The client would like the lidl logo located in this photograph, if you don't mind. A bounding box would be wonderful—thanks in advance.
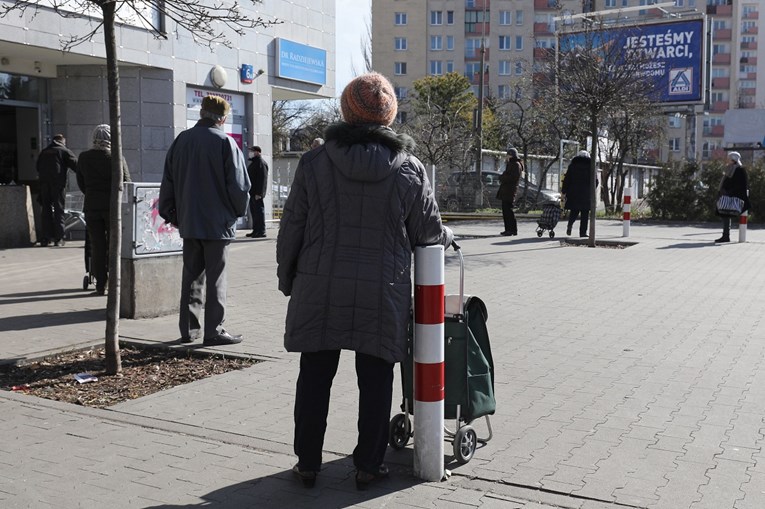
[669,68,692,95]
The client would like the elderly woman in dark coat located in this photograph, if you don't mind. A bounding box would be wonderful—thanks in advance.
[716,151,750,243]
[562,150,594,237]
[497,147,523,236]
[277,72,452,489]
[76,124,130,295]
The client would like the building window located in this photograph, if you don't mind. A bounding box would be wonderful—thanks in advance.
[498,84,510,99]
[446,60,454,73]
[447,11,454,24]
[395,62,407,75]
[499,35,511,50]
[430,60,443,75]
[516,10,524,25]
[499,60,511,75]
[465,38,481,58]
[396,111,408,124]
[515,61,523,75]
[447,36,454,51]
[668,115,681,128]
[669,138,680,152]
[395,12,407,25]
[394,37,407,51]
[711,91,725,103]
[431,35,443,51]
[605,0,615,7]
[499,10,511,25]
[430,10,442,25]
[394,87,408,99]
[466,0,475,7]
[466,62,481,76]
[515,36,524,51]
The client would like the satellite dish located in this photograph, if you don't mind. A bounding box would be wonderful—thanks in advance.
[210,65,227,88]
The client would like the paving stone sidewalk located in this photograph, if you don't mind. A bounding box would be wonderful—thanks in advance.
[2,218,764,508]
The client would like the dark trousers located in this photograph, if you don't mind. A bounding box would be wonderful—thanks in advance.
[180,239,230,339]
[501,200,517,234]
[85,210,110,291]
[567,208,589,236]
[39,180,66,242]
[722,216,731,238]
[249,196,265,235]
[294,350,394,474]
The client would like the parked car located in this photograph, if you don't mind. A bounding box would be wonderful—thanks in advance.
[437,170,561,212]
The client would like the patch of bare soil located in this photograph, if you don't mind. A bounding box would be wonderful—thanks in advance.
[0,346,257,408]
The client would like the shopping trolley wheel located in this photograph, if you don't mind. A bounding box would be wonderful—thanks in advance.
[388,413,411,450]
[453,425,477,464]
[549,231,555,238]
[536,230,543,238]
[82,275,90,290]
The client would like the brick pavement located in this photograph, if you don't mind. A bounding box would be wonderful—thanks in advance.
[1,218,764,508]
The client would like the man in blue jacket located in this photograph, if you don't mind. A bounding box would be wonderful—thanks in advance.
[159,96,250,346]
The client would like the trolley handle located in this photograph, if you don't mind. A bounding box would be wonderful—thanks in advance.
[449,240,465,315]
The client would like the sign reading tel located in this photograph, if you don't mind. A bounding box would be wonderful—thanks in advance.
[275,38,327,86]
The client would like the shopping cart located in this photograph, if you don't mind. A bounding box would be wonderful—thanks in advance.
[536,202,561,238]
[388,243,495,464]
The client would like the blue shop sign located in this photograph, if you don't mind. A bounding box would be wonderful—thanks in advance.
[241,64,255,84]
[275,38,327,86]
[559,19,704,104]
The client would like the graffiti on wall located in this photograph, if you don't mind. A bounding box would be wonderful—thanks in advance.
[134,187,183,256]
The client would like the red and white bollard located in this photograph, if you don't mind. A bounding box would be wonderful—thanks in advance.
[622,187,632,238]
[739,211,748,243]
[413,245,445,482]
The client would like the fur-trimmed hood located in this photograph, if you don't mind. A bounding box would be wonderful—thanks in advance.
[323,122,417,183]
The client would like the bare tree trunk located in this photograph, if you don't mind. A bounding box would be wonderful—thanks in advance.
[102,1,122,375]
[588,113,598,247]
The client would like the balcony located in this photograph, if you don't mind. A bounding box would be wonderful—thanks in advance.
[714,28,732,41]
[740,56,758,64]
[712,53,731,64]
[706,4,732,16]
[743,26,759,35]
[712,77,730,89]
[710,101,730,113]
[740,88,756,96]
[740,102,756,109]
[533,47,554,60]
[741,41,758,50]
[745,10,759,19]
[534,0,560,10]
[464,22,490,35]
[466,0,490,9]
[710,125,725,137]
[534,22,553,35]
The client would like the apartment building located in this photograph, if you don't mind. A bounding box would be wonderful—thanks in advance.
[371,0,764,162]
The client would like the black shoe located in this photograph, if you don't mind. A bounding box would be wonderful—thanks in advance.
[715,236,730,243]
[251,232,266,238]
[39,240,49,247]
[245,232,254,237]
[500,231,510,236]
[355,465,389,490]
[580,234,588,238]
[292,464,317,488]
[203,331,243,346]
[180,331,201,344]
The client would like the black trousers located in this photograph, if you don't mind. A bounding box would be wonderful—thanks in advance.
[179,239,230,340]
[39,180,66,242]
[85,210,109,291]
[567,208,589,235]
[249,196,265,235]
[501,200,517,234]
[294,350,394,474]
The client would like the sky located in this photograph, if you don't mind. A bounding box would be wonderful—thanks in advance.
[335,0,372,93]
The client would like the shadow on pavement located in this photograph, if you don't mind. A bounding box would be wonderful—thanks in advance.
[657,242,717,250]
[0,309,104,332]
[0,293,94,306]
[140,455,428,509]
[0,288,87,299]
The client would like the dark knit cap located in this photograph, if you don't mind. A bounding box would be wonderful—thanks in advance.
[340,72,398,126]
[201,95,231,117]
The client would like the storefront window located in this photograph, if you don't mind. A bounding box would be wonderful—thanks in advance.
[0,72,46,102]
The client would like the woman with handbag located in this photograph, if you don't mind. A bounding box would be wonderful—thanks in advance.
[716,151,750,243]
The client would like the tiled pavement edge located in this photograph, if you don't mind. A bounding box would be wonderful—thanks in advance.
[2,218,765,508]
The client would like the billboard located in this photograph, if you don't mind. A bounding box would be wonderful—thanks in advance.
[559,18,705,105]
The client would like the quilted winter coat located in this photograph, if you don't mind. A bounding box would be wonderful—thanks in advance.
[276,123,453,363]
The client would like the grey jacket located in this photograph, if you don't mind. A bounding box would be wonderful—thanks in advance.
[276,123,453,363]
[159,119,250,240]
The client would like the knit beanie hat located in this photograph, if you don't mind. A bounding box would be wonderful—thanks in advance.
[340,72,398,126]
[201,96,231,118]
[729,151,741,163]
[577,150,590,158]
[92,124,111,150]
[507,148,519,158]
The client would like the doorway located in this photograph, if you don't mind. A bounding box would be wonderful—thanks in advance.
[0,104,39,185]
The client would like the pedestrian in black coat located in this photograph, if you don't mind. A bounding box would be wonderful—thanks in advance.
[36,134,77,246]
[562,151,595,237]
[246,146,269,238]
[715,151,750,243]
[497,148,523,236]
